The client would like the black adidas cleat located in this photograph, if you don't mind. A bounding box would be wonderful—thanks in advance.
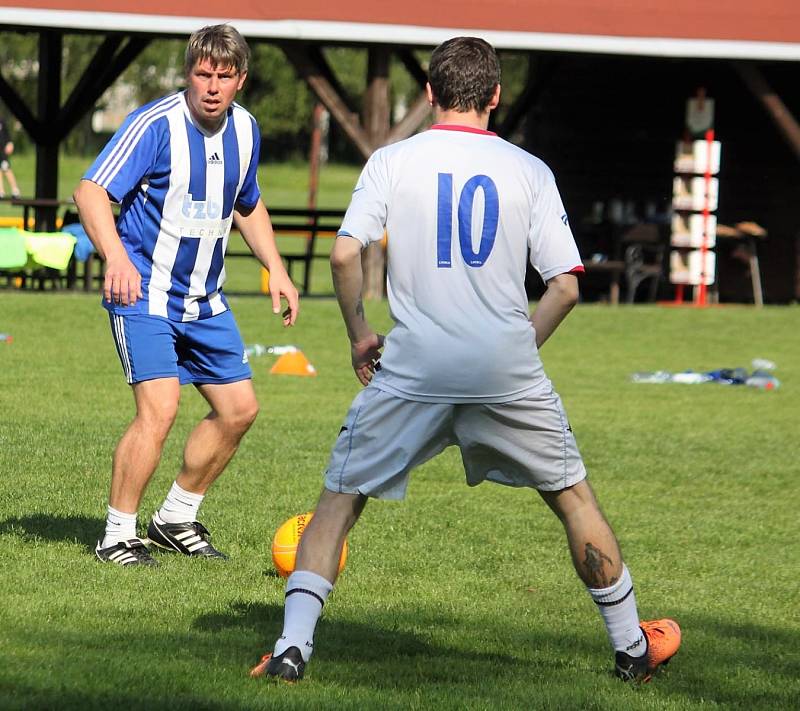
[95,538,158,567]
[250,646,306,682]
[147,514,228,559]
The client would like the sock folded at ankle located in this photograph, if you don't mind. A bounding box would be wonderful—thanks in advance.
[158,481,204,524]
[101,505,137,548]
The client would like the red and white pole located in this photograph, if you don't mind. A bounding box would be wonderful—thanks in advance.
[696,128,714,305]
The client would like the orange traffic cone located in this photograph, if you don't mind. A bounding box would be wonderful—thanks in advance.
[270,350,317,377]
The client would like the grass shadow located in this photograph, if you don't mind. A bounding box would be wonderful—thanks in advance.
[193,600,562,690]
[0,513,100,549]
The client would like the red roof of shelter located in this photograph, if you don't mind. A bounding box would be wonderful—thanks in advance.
[2,0,800,60]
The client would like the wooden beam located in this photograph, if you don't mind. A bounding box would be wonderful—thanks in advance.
[497,55,558,138]
[734,61,800,161]
[385,90,431,145]
[58,36,123,124]
[282,44,374,160]
[58,36,150,140]
[306,45,357,114]
[0,72,41,141]
[395,48,427,89]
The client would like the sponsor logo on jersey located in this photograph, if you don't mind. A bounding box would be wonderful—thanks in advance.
[182,195,223,220]
[207,152,223,165]
[561,213,569,226]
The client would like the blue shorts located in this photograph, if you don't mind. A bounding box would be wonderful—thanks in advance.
[109,310,252,385]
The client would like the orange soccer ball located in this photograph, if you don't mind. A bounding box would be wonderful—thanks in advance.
[271,512,348,578]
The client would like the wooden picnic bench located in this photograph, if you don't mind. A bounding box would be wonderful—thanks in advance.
[227,207,345,295]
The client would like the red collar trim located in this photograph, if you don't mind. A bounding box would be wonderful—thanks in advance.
[429,124,497,136]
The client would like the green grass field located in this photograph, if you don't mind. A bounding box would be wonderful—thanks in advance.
[1,293,798,710]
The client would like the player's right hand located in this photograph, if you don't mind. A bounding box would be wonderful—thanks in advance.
[351,333,385,386]
[104,255,142,306]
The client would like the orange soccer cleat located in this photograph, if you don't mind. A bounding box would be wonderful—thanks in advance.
[249,653,273,678]
[249,646,306,682]
[615,618,681,682]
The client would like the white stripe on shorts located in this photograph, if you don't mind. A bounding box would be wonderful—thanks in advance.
[113,315,133,384]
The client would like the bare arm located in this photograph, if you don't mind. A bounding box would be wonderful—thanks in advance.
[330,236,384,385]
[73,178,141,306]
[530,272,579,348]
[233,199,299,326]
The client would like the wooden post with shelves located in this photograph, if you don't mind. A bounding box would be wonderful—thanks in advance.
[670,91,720,305]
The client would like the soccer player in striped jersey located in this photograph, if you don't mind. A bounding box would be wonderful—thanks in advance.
[75,24,299,567]
[252,37,680,683]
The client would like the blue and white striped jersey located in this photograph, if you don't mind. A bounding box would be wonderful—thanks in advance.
[84,92,261,321]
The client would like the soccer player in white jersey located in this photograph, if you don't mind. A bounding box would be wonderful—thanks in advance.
[251,37,680,683]
[74,25,299,567]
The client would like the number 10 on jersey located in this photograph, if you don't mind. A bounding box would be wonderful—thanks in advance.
[437,173,499,269]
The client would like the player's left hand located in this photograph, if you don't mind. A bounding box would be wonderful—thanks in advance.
[351,333,385,386]
[268,269,299,326]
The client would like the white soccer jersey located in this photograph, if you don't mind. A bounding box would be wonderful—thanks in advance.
[85,92,261,321]
[339,124,583,403]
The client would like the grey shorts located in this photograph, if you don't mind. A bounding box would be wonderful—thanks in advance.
[324,386,587,500]
[0,158,9,171]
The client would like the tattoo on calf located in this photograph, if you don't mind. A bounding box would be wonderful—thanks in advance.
[355,298,364,320]
[583,542,616,588]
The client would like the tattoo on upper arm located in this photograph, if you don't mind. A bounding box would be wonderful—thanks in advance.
[582,543,616,588]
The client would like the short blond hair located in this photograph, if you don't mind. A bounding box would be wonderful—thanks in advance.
[185,24,250,76]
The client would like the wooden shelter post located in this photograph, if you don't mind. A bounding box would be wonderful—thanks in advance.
[35,30,62,230]
[362,46,391,299]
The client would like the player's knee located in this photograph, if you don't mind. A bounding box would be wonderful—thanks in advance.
[540,480,599,521]
[240,400,260,429]
[136,402,179,440]
[221,399,259,434]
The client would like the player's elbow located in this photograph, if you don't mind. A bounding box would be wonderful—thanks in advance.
[330,237,364,272]
[73,179,98,210]
[548,273,580,308]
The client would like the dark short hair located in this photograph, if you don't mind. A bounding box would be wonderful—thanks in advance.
[428,37,501,112]
[185,24,250,76]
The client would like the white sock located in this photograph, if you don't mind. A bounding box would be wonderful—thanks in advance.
[588,564,646,657]
[158,481,204,524]
[274,570,333,662]
[101,506,137,548]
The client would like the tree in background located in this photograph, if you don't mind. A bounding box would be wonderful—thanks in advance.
[0,32,526,161]
[241,44,313,160]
